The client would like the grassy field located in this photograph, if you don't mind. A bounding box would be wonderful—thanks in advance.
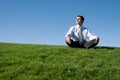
[0,42,120,80]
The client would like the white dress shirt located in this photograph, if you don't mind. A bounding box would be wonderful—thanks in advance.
[65,25,98,43]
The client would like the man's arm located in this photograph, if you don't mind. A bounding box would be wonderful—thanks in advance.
[65,26,74,37]
[86,29,99,43]
[65,26,74,44]
[93,37,99,43]
[66,36,71,44]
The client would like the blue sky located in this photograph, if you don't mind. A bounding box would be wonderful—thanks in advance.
[0,0,120,47]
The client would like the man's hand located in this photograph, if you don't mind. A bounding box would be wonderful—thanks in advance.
[94,37,99,43]
[66,36,71,44]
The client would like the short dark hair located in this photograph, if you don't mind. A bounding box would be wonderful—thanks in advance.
[77,15,84,21]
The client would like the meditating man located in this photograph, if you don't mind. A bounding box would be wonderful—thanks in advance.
[65,15,99,48]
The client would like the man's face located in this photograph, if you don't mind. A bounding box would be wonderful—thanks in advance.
[76,17,83,26]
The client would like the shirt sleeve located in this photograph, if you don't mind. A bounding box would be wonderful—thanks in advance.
[65,26,74,38]
[86,29,98,40]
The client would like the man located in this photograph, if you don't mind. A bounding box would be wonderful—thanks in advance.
[65,15,99,48]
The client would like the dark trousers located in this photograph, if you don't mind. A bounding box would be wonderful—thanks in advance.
[66,38,99,48]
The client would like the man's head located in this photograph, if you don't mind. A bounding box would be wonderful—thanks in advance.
[76,15,84,26]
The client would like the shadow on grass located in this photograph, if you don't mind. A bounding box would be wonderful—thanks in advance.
[95,46,115,50]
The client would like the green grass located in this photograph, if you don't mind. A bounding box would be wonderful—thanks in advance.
[0,42,120,80]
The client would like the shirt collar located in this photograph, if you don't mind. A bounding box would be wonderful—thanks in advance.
[76,25,82,28]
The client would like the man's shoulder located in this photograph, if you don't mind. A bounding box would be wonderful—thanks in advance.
[82,26,88,29]
[70,25,77,29]
[72,25,79,29]
[81,26,88,31]
[71,25,77,27]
